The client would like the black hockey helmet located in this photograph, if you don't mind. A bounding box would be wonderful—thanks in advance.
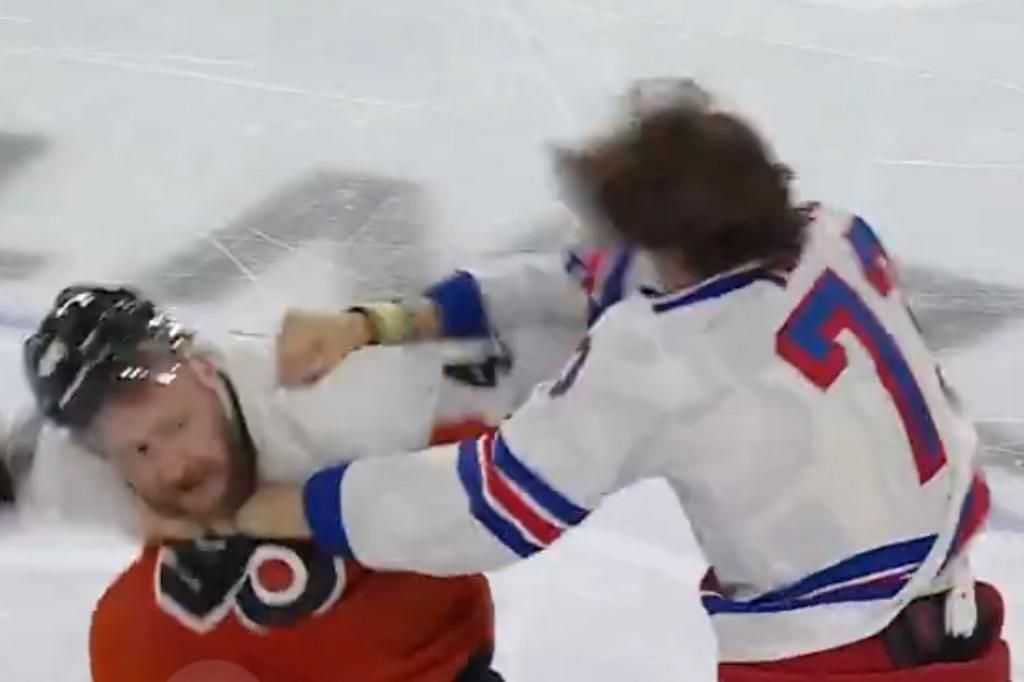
[23,285,192,430]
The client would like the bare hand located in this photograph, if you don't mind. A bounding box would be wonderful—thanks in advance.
[276,309,374,387]
[135,500,237,542]
[135,499,211,542]
[234,483,311,539]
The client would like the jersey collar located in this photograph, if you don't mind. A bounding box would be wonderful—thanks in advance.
[644,262,787,314]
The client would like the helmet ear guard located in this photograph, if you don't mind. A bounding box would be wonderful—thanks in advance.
[23,285,193,430]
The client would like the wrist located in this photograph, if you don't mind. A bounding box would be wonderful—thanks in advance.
[422,271,491,338]
[411,300,443,340]
[347,301,417,345]
[345,309,378,346]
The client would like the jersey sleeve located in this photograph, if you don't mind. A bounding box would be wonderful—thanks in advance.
[17,423,140,536]
[301,304,676,575]
[423,251,590,340]
[423,241,643,341]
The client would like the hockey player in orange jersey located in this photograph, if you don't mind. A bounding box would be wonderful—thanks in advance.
[12,286,520,682]
[87,421,499,679]
[88,421,500,682]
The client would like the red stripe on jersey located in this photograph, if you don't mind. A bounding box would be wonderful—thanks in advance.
[582,250,609,296]
[478,433,564,547]
[955,473,991,554]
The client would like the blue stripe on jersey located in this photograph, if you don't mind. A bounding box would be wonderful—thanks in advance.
[847,217,889,272]
[457,438,543,558]
[493,434,589,527]
[701,535,936,615]
[423,270,491,338]
[564,250,588,279]
[844,215,896,296]
[943,475,990,569]
[651,267,785,314]
[599,249,633,310]
[755,535,936,605]
[304,464,355,559]
[703,572,911,615]
[586,249,634,326]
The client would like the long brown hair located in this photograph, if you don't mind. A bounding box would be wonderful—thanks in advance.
[557,102,810,278]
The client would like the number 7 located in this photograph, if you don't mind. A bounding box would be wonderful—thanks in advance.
[775,219,947,485]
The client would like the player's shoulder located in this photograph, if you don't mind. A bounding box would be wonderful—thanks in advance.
[631,262,787,340]
[204,335,274,391]
[803,203,881,253]
[572,297,713,411]
[581,297,692,392]
[796,203,899,285]
[20,424,138,532]
[807,202,857,233]
[586,295,663,356]
[91,546,159,632]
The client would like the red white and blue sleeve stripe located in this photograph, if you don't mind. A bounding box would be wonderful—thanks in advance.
[565,247,634,325]
[700,535,937,615]
[456,431,590,558]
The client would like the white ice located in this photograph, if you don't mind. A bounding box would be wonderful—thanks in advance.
[1,0,1023,680]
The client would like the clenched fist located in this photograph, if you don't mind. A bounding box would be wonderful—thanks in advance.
[276,309,375,387]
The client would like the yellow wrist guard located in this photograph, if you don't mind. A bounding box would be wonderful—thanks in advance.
[349,301,415,345]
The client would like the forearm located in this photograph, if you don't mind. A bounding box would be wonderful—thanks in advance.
[262,302,668,576]
[347,298,443,345]
[304,440,527,575]
[442,256,590,335]
[301,383,646,574]
[356,256,588,347]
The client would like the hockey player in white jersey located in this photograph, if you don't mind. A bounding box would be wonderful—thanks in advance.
[232,84,1009,681]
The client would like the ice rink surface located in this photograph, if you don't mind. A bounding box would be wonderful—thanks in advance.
[1,0,1023,679]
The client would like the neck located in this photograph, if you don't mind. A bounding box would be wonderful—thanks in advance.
[651,253,700,293]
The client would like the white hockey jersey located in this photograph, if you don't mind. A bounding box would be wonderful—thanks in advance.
[303,205,990,662]
[14,341,447,535]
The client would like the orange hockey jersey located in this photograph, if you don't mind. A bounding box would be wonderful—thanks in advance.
[90,543,494,682]
[90,421,497,682]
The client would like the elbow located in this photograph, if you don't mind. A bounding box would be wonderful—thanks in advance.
[456,434,591,560]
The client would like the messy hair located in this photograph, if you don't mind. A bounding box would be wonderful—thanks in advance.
[556,101,811,277]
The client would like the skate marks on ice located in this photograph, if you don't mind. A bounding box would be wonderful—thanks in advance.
[134,170,430,304]
[901,264,1024,530]
[901,264,1024,354]
[977,422,1024,474]
[0,132,49,281]
[0,132,46,188]
[975,421,1024,531]
[0,248,47,282]
[901,265,1024,456]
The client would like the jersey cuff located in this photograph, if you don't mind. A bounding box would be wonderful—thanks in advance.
[423,271,491,338]
[303,465,355,559]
